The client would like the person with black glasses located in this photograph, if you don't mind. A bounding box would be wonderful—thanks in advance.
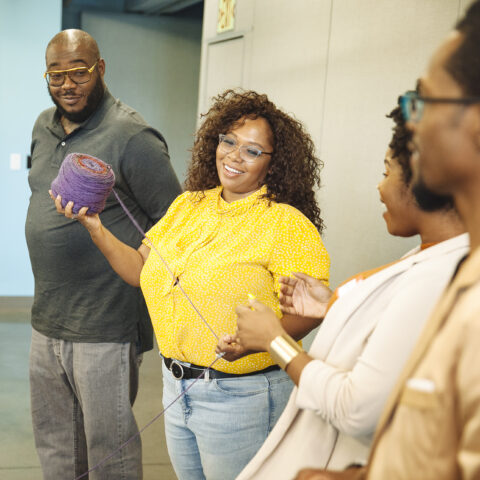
[26,29,181,480]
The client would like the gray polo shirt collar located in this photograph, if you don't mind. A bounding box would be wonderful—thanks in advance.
[46,89,116,138]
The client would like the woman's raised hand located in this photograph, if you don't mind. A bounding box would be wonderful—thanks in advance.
[50,190,102,235]
[279,273,333,319]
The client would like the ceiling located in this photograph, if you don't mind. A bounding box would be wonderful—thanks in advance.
[63,0,204,28]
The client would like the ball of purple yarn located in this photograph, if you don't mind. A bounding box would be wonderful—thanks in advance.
[51,153,115,214]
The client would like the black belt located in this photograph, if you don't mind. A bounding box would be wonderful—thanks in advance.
[163,356,280,380]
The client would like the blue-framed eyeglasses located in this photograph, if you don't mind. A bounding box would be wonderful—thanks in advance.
[218,134,273,162]
[400,90,480,123]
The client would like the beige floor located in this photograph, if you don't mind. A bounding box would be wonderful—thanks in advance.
[0,297,176,480]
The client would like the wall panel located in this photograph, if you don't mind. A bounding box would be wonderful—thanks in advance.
[320,0,459,287]
[203,36,246,109]
[459,0,477,16]
[197,0,465,290]
[82,11,202,180]
[247,0,331,150]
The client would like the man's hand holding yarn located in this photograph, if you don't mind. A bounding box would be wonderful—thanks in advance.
[50,190,102,236]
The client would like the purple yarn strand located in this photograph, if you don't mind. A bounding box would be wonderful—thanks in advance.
[52,153,218,340]
[50,152,225,479]
[112,189,220,341]
[73,354,223,480]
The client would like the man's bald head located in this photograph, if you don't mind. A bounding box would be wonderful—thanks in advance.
[46,29,100,65]
[45,29,106,124]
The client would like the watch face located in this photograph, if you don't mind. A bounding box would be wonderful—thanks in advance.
[217,0,236,33]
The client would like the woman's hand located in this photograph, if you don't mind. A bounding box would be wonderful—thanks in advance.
[235,299,285,352]
[216,334,249,362]
[216,300,285,361]
[50,190,102,235]
[279,273,333,319]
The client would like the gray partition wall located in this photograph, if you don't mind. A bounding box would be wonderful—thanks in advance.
[198,0,472,289]
[82,10,203,181]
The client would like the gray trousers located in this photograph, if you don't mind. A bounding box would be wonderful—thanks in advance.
[29,328,142,480]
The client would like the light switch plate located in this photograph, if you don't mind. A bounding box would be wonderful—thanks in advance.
[10,153,21,170]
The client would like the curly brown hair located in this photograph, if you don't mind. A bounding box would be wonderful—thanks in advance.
[386,104,412,184]
[184,89,325,233]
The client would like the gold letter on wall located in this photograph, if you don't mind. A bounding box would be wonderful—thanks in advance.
[217,0,236,33]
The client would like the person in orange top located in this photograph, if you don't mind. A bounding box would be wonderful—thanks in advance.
[289,2,480,478]
[221,104,467,480]
[52,89,329,480]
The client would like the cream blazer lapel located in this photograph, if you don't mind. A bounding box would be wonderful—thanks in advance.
[313,236,465,358]
[311,248,421,356]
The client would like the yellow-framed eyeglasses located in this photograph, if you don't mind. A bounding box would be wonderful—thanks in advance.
[44,61,98,87]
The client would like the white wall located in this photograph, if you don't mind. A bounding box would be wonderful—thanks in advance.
[198,0,472,289]
[320,0,460,288]
[3,0,475,297]
[82,11,203,181]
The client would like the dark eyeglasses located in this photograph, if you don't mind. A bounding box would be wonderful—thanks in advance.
[400,90,480,123]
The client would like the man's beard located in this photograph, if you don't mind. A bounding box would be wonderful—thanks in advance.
[412,176,455,212]
[49,75,105,123]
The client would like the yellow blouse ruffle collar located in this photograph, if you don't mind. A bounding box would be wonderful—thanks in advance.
[206,185,269,215]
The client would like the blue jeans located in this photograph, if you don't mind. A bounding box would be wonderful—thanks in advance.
[29,328,142,480]
[162,360,293,480]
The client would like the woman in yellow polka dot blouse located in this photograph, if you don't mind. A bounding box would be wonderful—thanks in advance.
[55,89,330,480]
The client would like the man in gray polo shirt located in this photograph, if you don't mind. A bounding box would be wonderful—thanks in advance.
[26,29,181,479]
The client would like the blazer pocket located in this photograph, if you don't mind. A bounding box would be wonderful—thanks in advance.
[399,379,441,410]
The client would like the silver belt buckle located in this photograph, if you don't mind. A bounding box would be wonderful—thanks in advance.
[170,360,184,380]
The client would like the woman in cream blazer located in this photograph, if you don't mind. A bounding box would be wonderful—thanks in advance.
[217,106,469,479]
[234,234,468,480]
